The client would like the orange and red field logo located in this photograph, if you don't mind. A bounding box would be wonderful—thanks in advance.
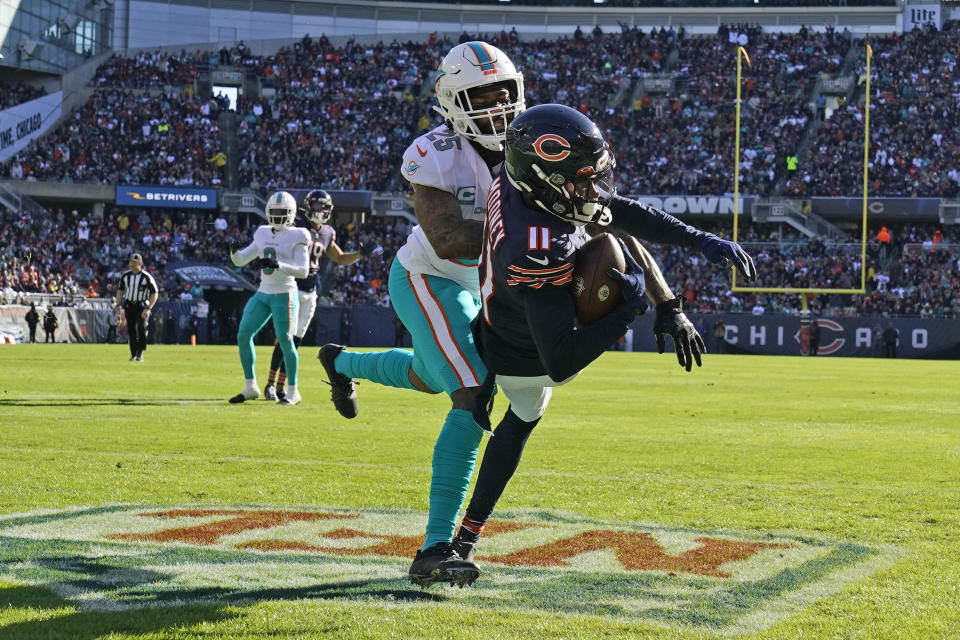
[0,505,899,633]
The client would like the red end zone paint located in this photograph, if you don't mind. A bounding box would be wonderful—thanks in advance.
[109,509,785,577]
[0,505,899,634]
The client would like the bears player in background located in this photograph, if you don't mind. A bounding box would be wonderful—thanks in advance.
[262,189,381,402]
[447,104,757,579]
[316,41,525,587]
[229,191,310,405]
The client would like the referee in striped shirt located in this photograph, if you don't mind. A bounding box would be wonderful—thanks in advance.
[113,253,159,361]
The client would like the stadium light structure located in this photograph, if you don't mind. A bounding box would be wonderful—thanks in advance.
[730,44,873,308]
[58,13,83,35]
[18,37,44,60]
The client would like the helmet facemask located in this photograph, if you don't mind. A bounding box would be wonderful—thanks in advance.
[302,190,334,226]
[267,206,295,230]
[265,191,297,231]
[307,200,333,226]
[437,80,524,152]
[509,150,616,227]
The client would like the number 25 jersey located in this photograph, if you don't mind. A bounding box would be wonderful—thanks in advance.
[396,124,497,296]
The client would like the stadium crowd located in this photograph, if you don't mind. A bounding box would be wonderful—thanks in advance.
[0,203,400,308]
[619,24,849,196]
[0,24,877,197]
[0,81,48,109]
[3,203,956,318]
[2,24,959,322]
[3,88,226,186]
[91,50,204,89]
[6,22,960,199]
[784,23,960,198]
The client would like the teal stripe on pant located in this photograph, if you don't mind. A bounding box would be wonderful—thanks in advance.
[237,290,300,385]
[423,409,485,550]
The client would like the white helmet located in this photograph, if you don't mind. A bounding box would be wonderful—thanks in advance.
[434,41,525,152]
[265,191,296,230]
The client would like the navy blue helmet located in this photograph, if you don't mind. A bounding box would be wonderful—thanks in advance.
[301,189,334,226]
[505,104,615,226]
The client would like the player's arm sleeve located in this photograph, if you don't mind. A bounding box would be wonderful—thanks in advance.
[522,285,636,383]
[607,194,709,250]
[277,235,310,278]
[231,241,259,266]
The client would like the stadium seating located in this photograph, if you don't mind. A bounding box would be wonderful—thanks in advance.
[1,26,958,321]
[0,81,47,109]
[3,202,955,318]
[5,24,959,198]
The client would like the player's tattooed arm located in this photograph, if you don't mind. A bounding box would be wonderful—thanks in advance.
[413,183,484,259]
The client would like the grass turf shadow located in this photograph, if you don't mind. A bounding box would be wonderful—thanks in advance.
[0,398,225,407]
[0,584,238,640]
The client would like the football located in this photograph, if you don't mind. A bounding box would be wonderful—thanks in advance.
[571,233,626,325]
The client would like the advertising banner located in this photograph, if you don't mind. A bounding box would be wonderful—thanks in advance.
[115,185,218,210]
[904,3,941,30]
[678,314,960,359]
[629,195,755,216]
[168,261,256,291]
[0,306,109,343]
[811,197,941,221]
[0,92,63,162]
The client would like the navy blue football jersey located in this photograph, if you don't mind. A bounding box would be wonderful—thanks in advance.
[295,215,335,292]
[477,172,592,375]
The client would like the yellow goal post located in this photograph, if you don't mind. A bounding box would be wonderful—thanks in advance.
[729,44,873,306]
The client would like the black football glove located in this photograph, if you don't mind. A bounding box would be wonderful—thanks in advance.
[653,296,706,372]
[700,234,757,282]
[258,255,279,270]
[229,242,240,255]
[605,240,648,314]
[359,240,383,258]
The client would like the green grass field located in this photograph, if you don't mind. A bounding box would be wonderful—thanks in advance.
[0,344,958,640]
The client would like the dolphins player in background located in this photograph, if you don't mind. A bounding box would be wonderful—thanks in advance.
[229,191,310,405]
[316,41,525,586]
[263,189,382,402]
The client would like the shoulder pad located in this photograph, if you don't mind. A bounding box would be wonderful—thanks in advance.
[400,127,462,191]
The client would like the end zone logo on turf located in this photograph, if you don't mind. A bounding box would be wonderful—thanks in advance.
[0,506,899,633]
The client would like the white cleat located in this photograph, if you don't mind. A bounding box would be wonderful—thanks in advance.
[264,385,278,401]
[229,384,260,404]
[278,389,301,405]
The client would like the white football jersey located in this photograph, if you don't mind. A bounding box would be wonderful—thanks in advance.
[232,225,311,294]
[396,124,498,296]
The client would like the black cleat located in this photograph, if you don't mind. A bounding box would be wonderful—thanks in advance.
[409,542,479,589]
[452,530,478,563]
[317,344,358,419]
[228,394,247,404]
